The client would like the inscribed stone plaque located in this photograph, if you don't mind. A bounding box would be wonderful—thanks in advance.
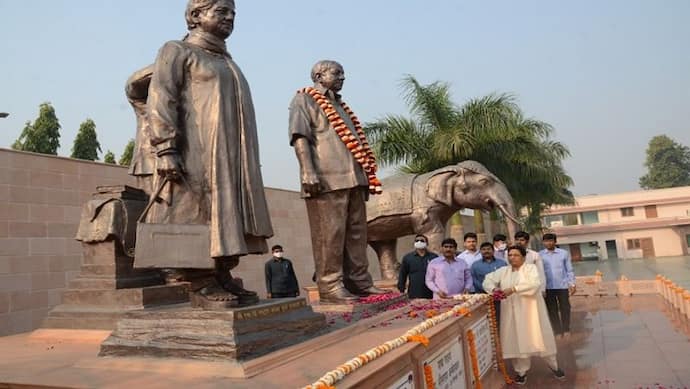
[422,341,466,389]
[468,314,494,380]
[387,371,414,389]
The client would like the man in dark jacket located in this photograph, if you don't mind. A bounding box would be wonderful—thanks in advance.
[397,234,437,299]
[264,245,300,298]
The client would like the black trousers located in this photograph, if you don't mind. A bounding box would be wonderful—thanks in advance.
[545,289,571,334]
[270,292,298,298]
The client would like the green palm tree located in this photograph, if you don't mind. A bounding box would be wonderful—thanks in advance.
[365,75,574,237]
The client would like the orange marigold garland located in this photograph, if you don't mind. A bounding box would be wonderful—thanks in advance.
[423,363,435,389]
[466,329,483,389]
[298,87,382,195]
[487,300,513,385]
[406,334,430,347]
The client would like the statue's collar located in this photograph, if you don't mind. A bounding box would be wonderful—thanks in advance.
[314,84,341,101]
[185,30,229,55]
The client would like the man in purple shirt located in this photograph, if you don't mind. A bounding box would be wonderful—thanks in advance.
[425,238,472,299]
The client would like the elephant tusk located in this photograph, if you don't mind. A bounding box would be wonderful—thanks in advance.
[497,203,522,226]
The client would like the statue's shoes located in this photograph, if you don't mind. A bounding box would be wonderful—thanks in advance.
[219,278,258,297]
[319,288,359,304]
[197,283,239,302]
[352,286,388,297]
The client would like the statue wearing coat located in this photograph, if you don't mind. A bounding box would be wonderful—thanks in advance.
[127,0,273,305]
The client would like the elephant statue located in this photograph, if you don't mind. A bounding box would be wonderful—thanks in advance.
[366,160,521,280]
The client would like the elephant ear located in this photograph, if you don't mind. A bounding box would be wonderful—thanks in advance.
[425,166,460,206]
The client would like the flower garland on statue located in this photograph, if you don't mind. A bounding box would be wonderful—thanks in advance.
[487,299,513,385]
[298,87,382,195]
[303,294,489,389]
[466,329,482,389]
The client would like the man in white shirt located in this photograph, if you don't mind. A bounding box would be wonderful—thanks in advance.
[456,232,482,268]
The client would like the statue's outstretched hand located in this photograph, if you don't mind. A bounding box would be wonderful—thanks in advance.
[157,154,184,181]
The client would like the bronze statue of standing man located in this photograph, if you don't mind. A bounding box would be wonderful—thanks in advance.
[289,60,386,304]
[132,0,273,305]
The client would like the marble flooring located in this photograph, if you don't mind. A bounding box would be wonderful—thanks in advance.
[573,256,690,289]
[506,295,690,388]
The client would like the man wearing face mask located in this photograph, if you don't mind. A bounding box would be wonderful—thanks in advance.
[493,234,508,260]
[397,234,437,299]
[264,245,300,298]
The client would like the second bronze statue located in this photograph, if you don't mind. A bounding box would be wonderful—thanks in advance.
[289,60,387,304]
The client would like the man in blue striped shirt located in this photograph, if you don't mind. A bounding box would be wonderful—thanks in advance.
[540,233,576,339]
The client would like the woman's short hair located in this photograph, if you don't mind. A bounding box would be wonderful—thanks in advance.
[507,244,526,257]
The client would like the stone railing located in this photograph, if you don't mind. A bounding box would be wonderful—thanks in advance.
[657,275,690,320]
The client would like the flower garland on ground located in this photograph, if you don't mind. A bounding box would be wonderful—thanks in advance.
[303,294,489,389]
[298,87,382,195]
[466,329,482,389]
[487,299,513,385]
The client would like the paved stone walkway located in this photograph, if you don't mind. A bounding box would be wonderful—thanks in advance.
[507,295,690,388]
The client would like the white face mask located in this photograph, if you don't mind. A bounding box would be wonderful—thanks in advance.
[414,241,427,250]
[497,243,507,251]
[273,252,284,258]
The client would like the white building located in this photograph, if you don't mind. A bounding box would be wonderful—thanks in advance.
[542,186,690,261]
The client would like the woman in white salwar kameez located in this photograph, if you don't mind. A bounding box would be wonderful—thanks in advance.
[483,245,565,385]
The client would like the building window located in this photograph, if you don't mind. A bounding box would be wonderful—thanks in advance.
[581,211,599,225]
[563,213,579,226]
[543,215,563,228]
[644,205,658,218]
[686,234,690,248]
[621,207,634,217]
[627,239,641,249]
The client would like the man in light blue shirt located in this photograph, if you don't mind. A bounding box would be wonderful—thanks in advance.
[540,233,576,338]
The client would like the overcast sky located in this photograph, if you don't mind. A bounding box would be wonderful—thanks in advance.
[1,0,688,196]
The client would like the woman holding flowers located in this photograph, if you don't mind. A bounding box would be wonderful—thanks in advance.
[482,245,565,385]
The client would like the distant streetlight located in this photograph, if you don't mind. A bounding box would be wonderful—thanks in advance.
[0,112,9,118]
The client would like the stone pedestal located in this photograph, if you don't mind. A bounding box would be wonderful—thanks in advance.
[311,293,407,314]
[100,298,326,362]
[43,240,189,330]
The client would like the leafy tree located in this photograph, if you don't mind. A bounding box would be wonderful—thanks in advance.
[365,75,574,235]
[103,150,117,164]
[119,139,135,166]
[11,102,61,154]
[639,135,690,189]
[70,118,101,161]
